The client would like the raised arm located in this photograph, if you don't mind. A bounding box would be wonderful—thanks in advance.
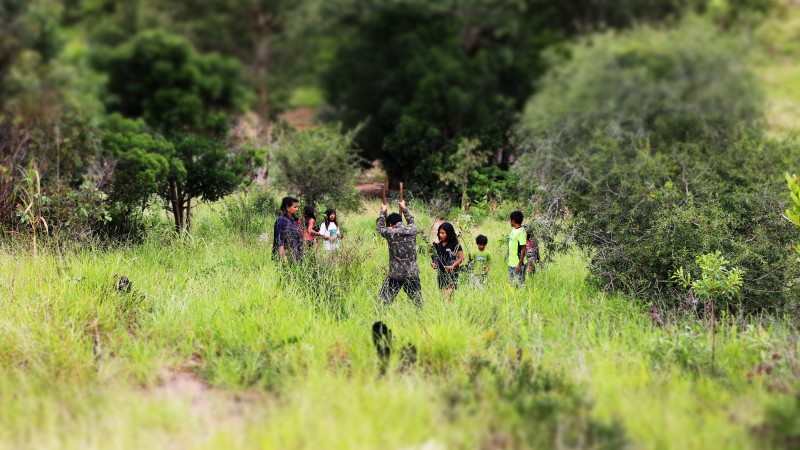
[399,200,417,235]
[376,210,390,237]
[376,201,390,237]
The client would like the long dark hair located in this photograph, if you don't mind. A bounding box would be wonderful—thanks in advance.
[303,204,316,221]
[303,204,317,230]
[280,196,299,216]
[437,222,459,246]
[324,208,338,228]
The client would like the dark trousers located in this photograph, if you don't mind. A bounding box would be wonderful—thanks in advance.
[379,277,423,307]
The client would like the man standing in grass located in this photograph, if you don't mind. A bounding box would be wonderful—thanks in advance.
[376,199,423,307]
[508,210,527,285]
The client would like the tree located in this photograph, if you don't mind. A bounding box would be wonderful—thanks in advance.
[271,126,361,208]
[101,114,171,212]
[513,23,798,311]
[151,0,317,153]
[102,30,249,231]
[785,171,800,257]
[439,138,491,210]
[323,1,563,188]
[673,251,744,373]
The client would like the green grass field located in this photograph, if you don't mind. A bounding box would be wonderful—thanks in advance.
[1,200,797,449]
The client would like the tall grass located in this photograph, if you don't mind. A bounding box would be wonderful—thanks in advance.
[0,201,797,449]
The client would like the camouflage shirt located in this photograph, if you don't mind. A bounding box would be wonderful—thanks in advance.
[376,209,420,279]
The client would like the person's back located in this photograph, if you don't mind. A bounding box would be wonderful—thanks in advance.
[377,210,419,279]
[376,200,422,306]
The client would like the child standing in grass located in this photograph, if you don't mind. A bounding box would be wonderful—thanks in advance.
[507,210,527,286]
[468,234,492,287]
[430,222,464,300]
[319,208,343,251]
[303,204,321,249]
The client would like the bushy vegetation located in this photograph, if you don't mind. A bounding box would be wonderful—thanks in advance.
[514,23,799,311]
[271,125,361,208]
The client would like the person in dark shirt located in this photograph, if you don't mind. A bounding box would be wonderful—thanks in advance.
[430,222,464,300]
[272,196,303,262]
[376,200,422,307]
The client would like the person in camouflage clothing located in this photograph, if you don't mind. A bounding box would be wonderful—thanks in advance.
[376,200,423,307]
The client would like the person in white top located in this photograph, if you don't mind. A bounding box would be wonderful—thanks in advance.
[319,208,343,251]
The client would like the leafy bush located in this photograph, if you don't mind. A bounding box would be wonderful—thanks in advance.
[513,23,799,312]
[271,125,361,209]
[220,190,278,237]
[575,137,796,312]
[449,357,627,449]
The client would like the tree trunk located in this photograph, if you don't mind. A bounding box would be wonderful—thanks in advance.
[461,179,468,211]
[186,197,192,232]
[170,181,184,232]
[253,9,271,180]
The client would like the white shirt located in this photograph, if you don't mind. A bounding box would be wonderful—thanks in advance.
[319,222,340,250]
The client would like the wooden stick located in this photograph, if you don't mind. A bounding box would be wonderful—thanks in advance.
[399,182,404,215]
[381,182,387,205]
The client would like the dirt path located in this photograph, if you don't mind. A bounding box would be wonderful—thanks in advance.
[142,366,267,447]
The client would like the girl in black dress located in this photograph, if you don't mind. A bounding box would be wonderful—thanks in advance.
[430,222,464,300]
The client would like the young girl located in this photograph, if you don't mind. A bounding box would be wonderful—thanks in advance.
[302,204,321,249]
[430,222,464,300]
[318,208,343,251]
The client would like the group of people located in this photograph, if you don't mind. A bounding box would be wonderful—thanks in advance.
[271,196,343,260]
[272,196,537,308]
[375,201,534,307]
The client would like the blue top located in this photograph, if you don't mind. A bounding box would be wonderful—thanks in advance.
[272,214,303,261]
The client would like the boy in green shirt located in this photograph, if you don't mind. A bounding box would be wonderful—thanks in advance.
[507,210,527,285]
[468,234,492,287]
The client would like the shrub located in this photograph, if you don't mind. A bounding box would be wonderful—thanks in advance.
[220,190,278,237]
[449,357,628,449]
[513,23,799,312]
[271,125,361,209]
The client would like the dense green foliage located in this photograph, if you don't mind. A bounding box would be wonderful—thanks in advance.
[271,126,361,208]
[514,24,798,311]
[323,2,561,189]
[103,31,246,134]
[99,30,250,231]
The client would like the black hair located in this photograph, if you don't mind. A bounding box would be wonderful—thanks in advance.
[475,234,488,245]
[324,208,338,229]
[387,212,402,226]
[437,222,459,246]
[510,210,524,225]
[303,204,316,221]
[280,196,299,215]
